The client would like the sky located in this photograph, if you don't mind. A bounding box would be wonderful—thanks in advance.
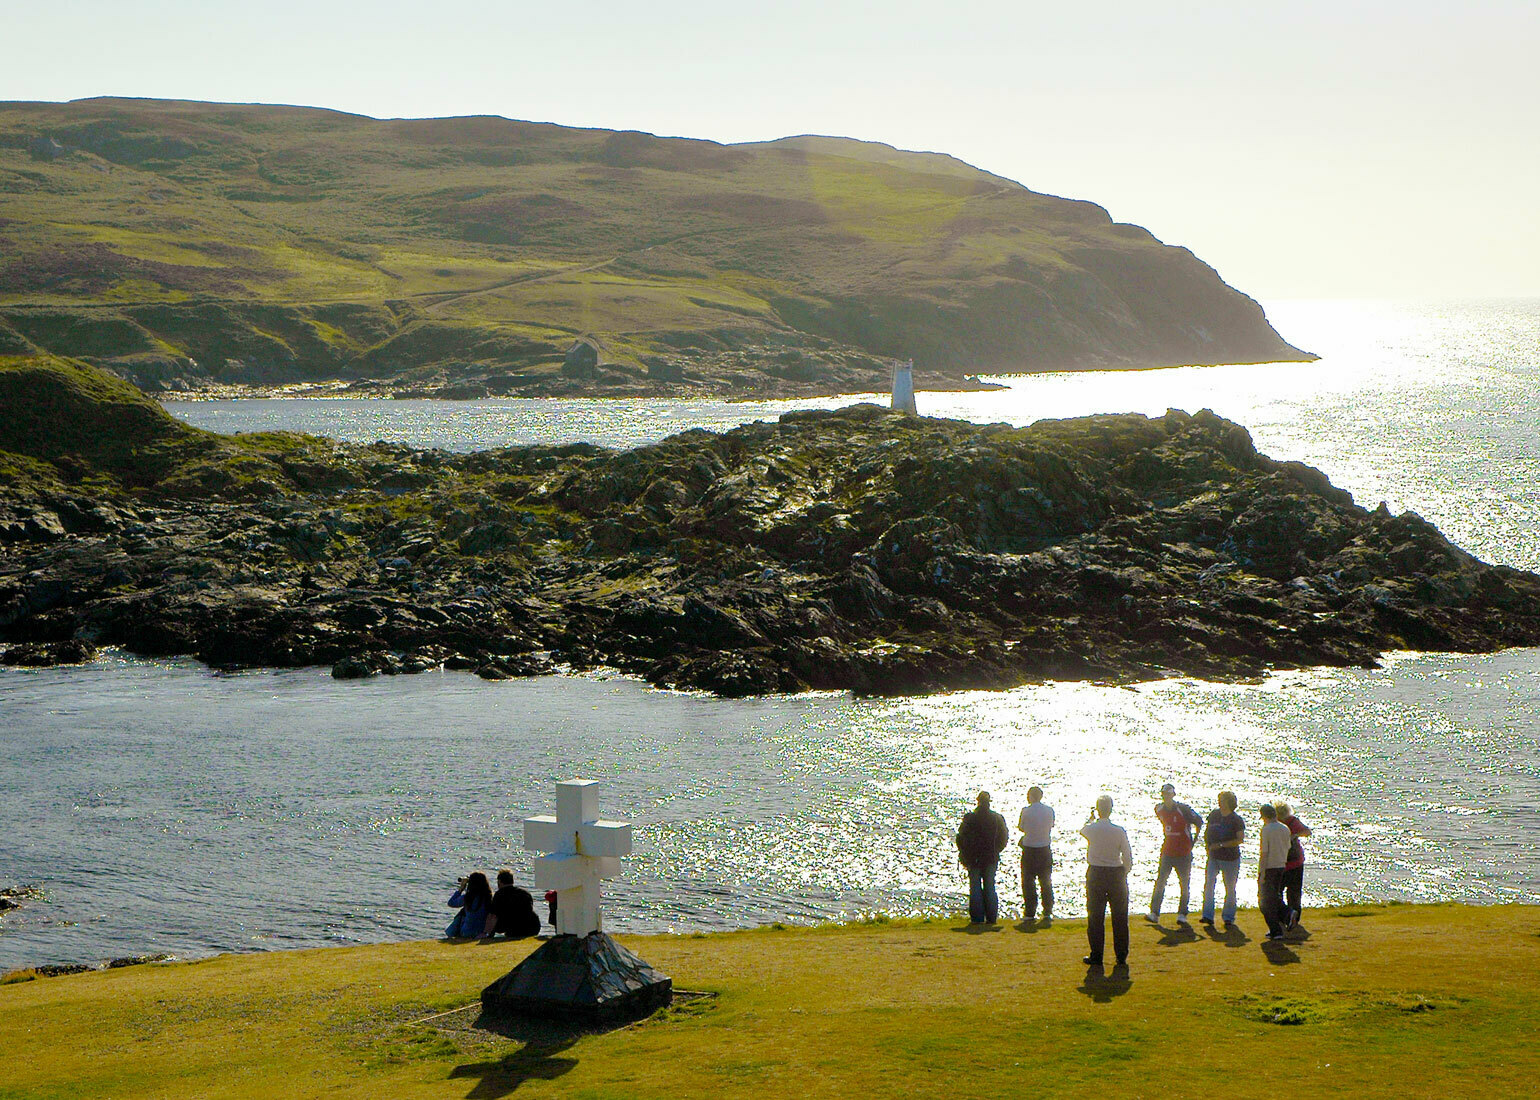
[5,0,1537,299]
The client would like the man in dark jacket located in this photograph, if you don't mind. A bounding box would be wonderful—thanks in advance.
[956,790,1009,924]
[480,869,543,941]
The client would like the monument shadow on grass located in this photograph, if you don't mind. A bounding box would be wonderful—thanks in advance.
[449,1036,579,1099]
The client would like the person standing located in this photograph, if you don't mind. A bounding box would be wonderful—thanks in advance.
[1018,785,1055,923]
[1274,801,1313,929]
[1080,795,1134,966]
[1200,791,1245,929]
[1146,782,1203,926]
[1257,803,1291,940]
[956,790,1009,924]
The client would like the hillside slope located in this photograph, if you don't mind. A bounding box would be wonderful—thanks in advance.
[0,98,1311,398]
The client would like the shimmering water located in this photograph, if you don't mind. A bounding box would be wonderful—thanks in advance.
[4,298,1539,968]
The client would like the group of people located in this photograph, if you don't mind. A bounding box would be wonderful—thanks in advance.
[955,784,1312,966]
[444,870,546,941]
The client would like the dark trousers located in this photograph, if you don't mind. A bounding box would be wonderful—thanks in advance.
[1281,864,1304,921]
[1021,846,1053,920]
[1085,865,1129,963]
[967,863,999,923]
[1260,867,1287,936]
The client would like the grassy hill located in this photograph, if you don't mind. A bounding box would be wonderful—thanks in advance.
[2,905,1536,1098]
[0,98,1311,398]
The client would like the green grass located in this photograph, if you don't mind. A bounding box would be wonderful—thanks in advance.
[1,904,1536,1098]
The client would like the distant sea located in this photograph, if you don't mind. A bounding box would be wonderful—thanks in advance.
[4,298,1538,969]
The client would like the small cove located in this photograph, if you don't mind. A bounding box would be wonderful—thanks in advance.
[4,297,1539,967]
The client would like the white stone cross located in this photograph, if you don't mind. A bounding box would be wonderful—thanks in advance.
[523,779,633,937]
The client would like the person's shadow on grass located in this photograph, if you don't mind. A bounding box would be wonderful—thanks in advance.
[1150,923,1200,948]
[1261,939,1302,965]
[449,1038,579,1098]
[952,922,1004,934]
[1077,963,1133,1003]
[1203,922,1251,948]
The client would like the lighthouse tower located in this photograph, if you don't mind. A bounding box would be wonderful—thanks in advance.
[891,359,917,416]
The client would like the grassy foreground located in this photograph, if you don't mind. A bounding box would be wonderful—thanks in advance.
[3,904,1537,1099]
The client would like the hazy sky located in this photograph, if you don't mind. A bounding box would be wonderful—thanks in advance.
[6,0,1537,298]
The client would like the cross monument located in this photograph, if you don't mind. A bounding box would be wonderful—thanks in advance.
[523,779,632,936]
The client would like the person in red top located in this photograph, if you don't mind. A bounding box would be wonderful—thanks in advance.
[1274,801,1313,929]
[1145,782,1203,926]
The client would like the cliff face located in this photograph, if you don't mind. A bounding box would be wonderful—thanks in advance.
[5,357,1535,696]
[0,100,1310,399]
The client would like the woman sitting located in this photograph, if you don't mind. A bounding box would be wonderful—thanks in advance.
[445,871,492,939]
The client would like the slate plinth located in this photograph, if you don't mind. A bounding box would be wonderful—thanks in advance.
[481,932,672,1024]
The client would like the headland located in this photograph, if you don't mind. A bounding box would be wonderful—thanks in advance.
[0,99,1311,400]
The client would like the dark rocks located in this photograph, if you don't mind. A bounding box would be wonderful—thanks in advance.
[1,639,97,667]
[31,963,92,978]
[6,369,1540,697]
[106,953,172,969]
[481,932,672,1024]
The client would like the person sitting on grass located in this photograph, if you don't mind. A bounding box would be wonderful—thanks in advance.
[445,871,492,940]
[481,869,542,940]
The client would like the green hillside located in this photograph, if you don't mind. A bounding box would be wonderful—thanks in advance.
[0,98,1311,398]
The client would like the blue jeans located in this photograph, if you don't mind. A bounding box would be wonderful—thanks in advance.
[1149,853,1193,917]
[968,863,999,923]
[1202,858,1240,924]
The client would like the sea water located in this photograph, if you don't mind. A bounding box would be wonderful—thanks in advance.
[3,298,1538,967]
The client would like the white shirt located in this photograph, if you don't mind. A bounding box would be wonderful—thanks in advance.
[1080,818,1133,870]
[1019,802,1055,848]
[1259,820,1292,871]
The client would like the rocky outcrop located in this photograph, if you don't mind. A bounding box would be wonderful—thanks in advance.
[4,358,1538,697]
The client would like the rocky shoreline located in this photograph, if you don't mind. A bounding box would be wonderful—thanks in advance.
[148,368,1007,404]
[5,356,1540,696]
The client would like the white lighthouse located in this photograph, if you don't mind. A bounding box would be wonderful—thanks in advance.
[891,358,917,416]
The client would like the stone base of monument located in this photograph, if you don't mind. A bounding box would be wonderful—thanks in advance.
[481,932,672,1024]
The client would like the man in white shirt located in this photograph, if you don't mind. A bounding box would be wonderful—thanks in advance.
[1018,786,1055,924]
[1079,795,1134,967]
[1257,802,1292,941]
